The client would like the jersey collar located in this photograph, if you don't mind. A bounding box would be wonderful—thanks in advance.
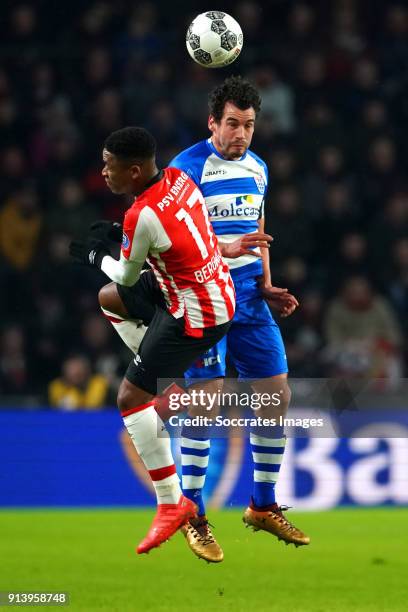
[141,169,164,194]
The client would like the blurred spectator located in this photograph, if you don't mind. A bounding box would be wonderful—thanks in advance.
[296,101,348,171]
[360,136,404,214]
[0,325,30,396]
[331,1,367,57]
[295,52,329,116]
[324,276,403,382]
[353,98,395,166]
[28,62,58,111]
[124,60,172,123]
[368,191,408,279]
[252,66,295,134]
[235,1,263,65]
[314,182,360,263]
[332,233,372,289]
[115,3,164,75]
[282,290,325,376]
[48,354,110,410]
[82,47,116,97]
[78,313,124,390]
[278,3,318,73]
[175,63,218,132]
[0,185,42,271]
[0,146,27,201]
[267,148,299,194]
[145,100,191,165]
[0,91,25,148]
[343,57,382,117]
[279,256,310,297]
[380,4,408,84]
[40,133,84,200]
[387,238,408,333]
[29,99,80,173]
[301,144,353,216]
[266,185,314,263]
[46,178,98,237]
[86,88,124,155]
[5,3,41,68]
[77,2,117,46]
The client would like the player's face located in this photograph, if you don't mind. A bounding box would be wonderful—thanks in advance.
[101,149,140,195]
[209,102,256,160]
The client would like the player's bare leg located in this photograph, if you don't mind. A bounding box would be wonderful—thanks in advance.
[179,378,224,563]
[117,378,196,554]
[242,374,310,547]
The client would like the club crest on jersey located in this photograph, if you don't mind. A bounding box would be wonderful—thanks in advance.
[254,174,266,194]
[122,232,130,249]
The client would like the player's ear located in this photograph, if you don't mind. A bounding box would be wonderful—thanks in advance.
[208,115,216,133]
[130,164,142,180]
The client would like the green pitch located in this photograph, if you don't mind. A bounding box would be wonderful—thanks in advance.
[1,508,407,611]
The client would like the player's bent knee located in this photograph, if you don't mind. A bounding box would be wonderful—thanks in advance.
[99,282,128,318]
[98,282,116,309]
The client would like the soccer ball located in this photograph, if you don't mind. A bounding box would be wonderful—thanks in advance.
[186,11,243,68]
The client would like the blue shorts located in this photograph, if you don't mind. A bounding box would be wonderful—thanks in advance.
[185,277,288,381]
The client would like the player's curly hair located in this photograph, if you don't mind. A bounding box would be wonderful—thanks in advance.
[104,127,156,162]
[208,76,261,121]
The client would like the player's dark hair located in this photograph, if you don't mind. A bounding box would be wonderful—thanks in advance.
[208,76,261,121]
[104,127,156,162]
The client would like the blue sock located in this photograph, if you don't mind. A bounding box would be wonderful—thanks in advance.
[180,426,210,516]
[250,425,286,508]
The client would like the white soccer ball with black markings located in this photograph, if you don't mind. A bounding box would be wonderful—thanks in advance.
[186,11,243,68]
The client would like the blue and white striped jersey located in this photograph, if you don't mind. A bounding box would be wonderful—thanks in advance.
[170,138,268,281]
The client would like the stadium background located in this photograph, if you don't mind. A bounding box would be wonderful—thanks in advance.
[1,0,407,496]
[0,3,407,610]
[1,0,407,404]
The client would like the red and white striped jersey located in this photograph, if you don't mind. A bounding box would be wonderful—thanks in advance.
[119,167,235,336]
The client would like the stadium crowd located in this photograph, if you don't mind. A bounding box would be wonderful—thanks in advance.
[0,0,407,406]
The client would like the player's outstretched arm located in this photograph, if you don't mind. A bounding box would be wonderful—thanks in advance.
[219,232,273,259]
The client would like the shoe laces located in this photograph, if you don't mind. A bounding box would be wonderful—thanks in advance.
[268,505,298,533]
[188,517,216,546]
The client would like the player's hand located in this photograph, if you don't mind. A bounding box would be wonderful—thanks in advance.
[258,283,299,318]
[69,237,110,268]
[89,220,123,243]
[221,232,273,259]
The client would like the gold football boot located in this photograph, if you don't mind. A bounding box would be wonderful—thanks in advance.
[243,502,310,547]
[181,515,224,563]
